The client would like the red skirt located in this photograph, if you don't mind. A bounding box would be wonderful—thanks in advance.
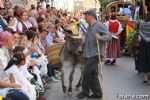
[106,38,121,59]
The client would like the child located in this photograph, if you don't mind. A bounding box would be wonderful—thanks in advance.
[19,34,44,85]
[4,52,36,100]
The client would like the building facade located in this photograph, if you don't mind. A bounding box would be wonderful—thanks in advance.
[74,0,100,12]
[10,0,100,12]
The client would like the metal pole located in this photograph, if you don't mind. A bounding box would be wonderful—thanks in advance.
[96,39,106,100]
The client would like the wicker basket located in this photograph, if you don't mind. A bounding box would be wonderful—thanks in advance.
[46,43,64,66]
[46,43,85,67]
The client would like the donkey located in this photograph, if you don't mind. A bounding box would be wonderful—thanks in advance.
[60,34,84,93]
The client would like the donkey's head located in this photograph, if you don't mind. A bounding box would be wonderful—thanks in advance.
[64,35,82,55]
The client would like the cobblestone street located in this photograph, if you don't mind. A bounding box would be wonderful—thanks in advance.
[44,56,150,100]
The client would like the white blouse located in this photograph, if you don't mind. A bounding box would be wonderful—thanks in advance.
[105,20,123,33]
[5,64,36,100]
[0,47,10,70]
[17,21,32,32]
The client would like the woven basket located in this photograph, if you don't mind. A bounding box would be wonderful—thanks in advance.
[46,43,64,66]
[46,43,85,67]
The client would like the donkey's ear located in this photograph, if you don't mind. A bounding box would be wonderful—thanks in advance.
[63,27,73,36]
[64,35,72,40]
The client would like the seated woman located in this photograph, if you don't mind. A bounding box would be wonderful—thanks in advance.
[39,25,48,49]
[6,16,18,32]
[17,10,32,33]
[0,31,29,100]
[28,32,48,76]
[39,25,60,82]
[4,52,36,100]
[18,32,44,86]
[46,23,64,47]
[12,31,20,47]
[14,46,45,99]
[13,46,34,82]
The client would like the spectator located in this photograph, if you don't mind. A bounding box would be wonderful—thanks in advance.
[29,10,39,31]
[17,11,32,32]
[46,4,50,13]
[31,4,36,11]
[39,25,48,49]
[6,16,18,32]
[37,6,46,19]
[7,8,14,17]
[0,31,29,100]
[12,31,20,47]
[4,52,36,100]
[0,15,7,32]
[0,31,13,69]
[46,23,61,47]
[3,0,12,16]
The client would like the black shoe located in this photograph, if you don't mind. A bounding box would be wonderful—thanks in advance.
[143,81,148,84]
[104,60,110,64]
[76,92,89,99]
[110,60,116,65]
[87,94,102,99]
[113,59,116,63]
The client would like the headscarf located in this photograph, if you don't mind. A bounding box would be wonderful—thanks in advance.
[139,21,150,42]
[0,31,12,45]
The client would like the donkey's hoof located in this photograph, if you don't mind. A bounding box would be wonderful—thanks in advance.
[68,87,72,92]
[62,86,67,93]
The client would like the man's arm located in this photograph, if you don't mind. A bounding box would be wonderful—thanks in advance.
[97,22,112,42]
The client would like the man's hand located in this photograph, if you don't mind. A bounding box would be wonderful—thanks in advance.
[95,33,101,40]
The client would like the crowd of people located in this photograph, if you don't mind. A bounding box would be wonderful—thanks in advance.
[0,1,82,100]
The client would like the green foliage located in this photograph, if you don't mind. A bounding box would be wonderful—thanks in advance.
[98,0,110,6]
[125,19,141,49]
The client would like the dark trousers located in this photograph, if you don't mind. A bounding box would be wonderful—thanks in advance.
[47,63,55,77]
[82,56,102,96]
[6,89,29,100]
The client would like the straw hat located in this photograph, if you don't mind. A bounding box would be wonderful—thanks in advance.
[0,31,12,45]
[63,27,82,39]
[71,28,82,39]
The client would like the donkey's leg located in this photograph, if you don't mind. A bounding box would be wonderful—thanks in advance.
[68,67,75,92]
[76,66,84,88]
[61,68,67,93]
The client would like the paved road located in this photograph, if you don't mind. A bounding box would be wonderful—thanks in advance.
[44,56,150,100]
